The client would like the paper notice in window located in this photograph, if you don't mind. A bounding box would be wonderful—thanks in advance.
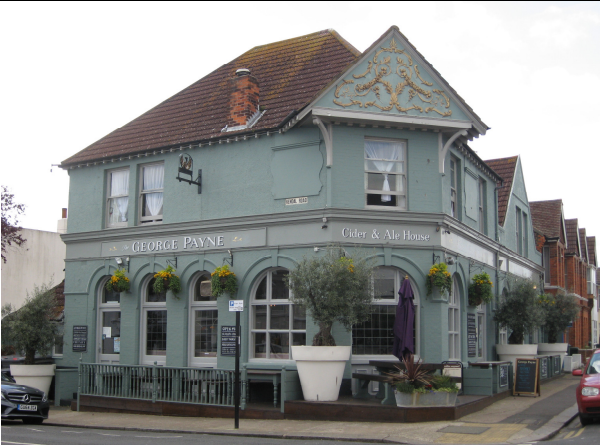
[114,337,120,353]
[103,327,112,338]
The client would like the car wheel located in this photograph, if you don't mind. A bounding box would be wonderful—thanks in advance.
[22,418,44,425]
[579,413,591,426]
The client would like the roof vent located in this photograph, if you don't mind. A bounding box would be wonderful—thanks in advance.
[235,68,251,77]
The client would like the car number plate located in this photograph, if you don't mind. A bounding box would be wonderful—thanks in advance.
[18,404,37,411]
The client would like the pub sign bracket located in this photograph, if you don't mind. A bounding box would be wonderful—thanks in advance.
[176,154,202,194]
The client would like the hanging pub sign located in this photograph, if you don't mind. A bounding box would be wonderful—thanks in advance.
[176,153,202,193]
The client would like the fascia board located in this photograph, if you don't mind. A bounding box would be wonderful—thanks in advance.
[310,107,473,130]
[297,27,487,136]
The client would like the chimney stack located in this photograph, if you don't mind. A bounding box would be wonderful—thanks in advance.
[227,68,259,128]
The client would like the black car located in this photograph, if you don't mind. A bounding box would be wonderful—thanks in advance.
[1,372,49,424]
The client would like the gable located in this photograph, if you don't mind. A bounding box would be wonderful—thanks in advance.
[312,27,486,136]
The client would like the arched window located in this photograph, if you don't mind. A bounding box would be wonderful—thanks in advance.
[250,268,306,360]
[189,272,218,367]
[352,267,420,357]
[448,277,461,360]
[97,277,121,364]
[141,276,167,365]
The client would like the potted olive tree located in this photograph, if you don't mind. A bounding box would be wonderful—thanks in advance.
[1,282,61,394]
[537,292,579,366]
[494,279,545,368]
[287,246,375,401]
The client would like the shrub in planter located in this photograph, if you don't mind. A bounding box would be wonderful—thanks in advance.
[539,292,579,343]
[468,272,493,306]
[1,282,60,364]
[426,263,452,296]
[286,246,375,346]
[105,268,130,293]
[211,265,238,298]
[385,354,434,391]
[493,279,544,344]
[153,265,182,296]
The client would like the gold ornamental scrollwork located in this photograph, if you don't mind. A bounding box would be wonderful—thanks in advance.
[333,38,452,116]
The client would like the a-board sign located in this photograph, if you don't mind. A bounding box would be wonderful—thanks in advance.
[499,364,509,387]
[467,313,476,357]
[540,357,548,379]
[221,326,237,356]
[514,358,540,396]
[553,356,561,375]
[72,325,88,352]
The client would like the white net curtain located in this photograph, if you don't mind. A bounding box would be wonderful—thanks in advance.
[365,140,401,202]
[143,164,164,217]
[109,170,129,223]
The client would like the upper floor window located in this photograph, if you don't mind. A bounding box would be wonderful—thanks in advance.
[140,163,164,224]
[107,169,129,228]
[516,207,522,255]
[365,139,406,209]
[450,157,458,218]
[522,212,529,257]
[478,178,486,234]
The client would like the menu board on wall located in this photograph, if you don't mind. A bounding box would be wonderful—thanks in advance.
[514,358,540,396]
[540,357,548,379]
[499,364,509,387]
[221,326,237,357]
[467,313,477,357]
[72,325,88,352]
[553,356,561,374]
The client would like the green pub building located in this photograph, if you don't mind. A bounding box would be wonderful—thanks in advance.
[56,26,543,407]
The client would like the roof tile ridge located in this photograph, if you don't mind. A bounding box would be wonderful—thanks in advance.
[244,30,334,54]
[328,29,362,57]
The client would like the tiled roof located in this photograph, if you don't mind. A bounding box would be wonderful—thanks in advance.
[588,236,597,267]
[61,30,360,166]
[483,156,519,227]
[580,228,588,263]
[565,219,580,256]
[530,199,563,239]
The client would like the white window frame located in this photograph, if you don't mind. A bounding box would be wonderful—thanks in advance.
[476,305,486,360]
[448,278,461,361]
[52,322,64,358]
[352,267,421,363]
[188,272,218,368]
[450,157,458,218]
[364,138,407,210]
[516,207,522,255]
[249,268,305,363]
[141,276,167,365]
[478,178,485,234]
[106,168,130,228]
[522,211,529,257]
[97,276,121,364]
[139,162,164,225]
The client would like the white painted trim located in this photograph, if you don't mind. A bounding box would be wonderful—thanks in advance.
[313,117,333,166]
[439,130,468,174]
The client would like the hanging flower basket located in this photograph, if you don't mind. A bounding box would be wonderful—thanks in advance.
[468,272,493,306]
[153,265,181,296]
[106,268,130,293]
[425,263,452,296]
[211,265,238,297]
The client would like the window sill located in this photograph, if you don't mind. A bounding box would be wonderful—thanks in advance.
[365,205,406,211]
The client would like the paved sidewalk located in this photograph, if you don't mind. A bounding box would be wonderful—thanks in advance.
[42,375,580,444]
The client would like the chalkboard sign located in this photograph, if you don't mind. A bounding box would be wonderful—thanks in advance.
[221,326,237,356]
[514,358,540,396]
[499,364,509,387]
[553,356,561,375]
[467,313,477,357]
[72,325,88,352]
[540,357,548,379]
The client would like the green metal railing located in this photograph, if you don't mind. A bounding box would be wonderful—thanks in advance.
[77,362,236,410]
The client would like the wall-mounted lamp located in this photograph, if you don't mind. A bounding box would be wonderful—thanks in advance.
[115,256,130,272]
[445,256,455,265]
[498,259,504,268]
[321,217,328,229]
[223,250,233,267]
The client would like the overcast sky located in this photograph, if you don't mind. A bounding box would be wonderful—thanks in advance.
[1,1,599,247]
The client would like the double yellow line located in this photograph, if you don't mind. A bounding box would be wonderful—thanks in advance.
[564,427,585,439]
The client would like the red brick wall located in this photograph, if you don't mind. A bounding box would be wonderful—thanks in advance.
[227,74,259,127]
[535,232,545,253]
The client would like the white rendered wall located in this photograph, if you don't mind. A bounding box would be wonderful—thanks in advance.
[1,228,66,309]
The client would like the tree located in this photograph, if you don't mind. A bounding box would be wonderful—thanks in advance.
[493,279,545,344]
[539,292,580,343]
[286,245,376,346]
[1,282,60,364]
[1,185,26,263]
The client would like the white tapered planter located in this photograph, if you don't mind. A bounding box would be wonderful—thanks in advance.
[496,344,538,370]
[292,346,351,402]
[10,364,56,394]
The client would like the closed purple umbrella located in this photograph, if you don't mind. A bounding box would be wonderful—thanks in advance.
[392,278,415,360]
